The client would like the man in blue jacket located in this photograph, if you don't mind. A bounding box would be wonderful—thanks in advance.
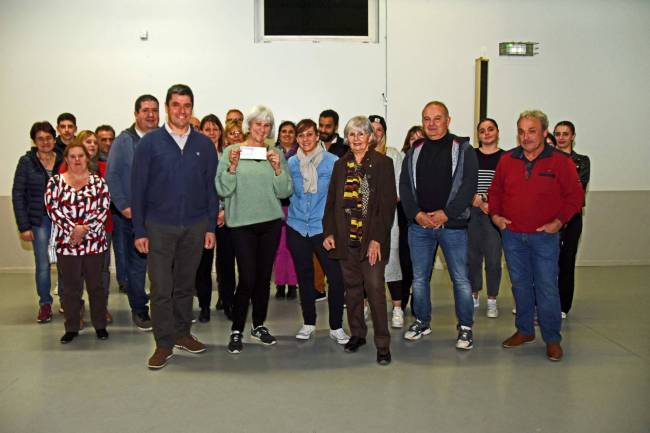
[106,95,160,332]
[131,84,218,370]
[399,101,478,350]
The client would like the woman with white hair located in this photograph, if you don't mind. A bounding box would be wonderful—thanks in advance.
[323,116,397,365]
[216,105,293,354]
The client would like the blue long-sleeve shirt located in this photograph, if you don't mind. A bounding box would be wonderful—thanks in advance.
[131,126,218,238]
[286,152,338,236]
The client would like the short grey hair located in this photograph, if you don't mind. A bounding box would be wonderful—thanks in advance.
[247,105,275,132]
[518,109,549,131]
[343,116,373,137]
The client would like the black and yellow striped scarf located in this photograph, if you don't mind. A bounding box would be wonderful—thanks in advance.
[343,160,364,245]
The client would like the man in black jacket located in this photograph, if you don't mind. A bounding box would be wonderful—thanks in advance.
[54,113,77,155]
[319,109,349,157]
[399,101,478,350]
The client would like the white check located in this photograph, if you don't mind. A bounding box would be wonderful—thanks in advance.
[239,146,268,160]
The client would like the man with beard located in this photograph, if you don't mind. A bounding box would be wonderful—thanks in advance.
[318,109,348,157]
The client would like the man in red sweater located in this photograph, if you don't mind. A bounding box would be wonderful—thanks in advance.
[488,110,583,361]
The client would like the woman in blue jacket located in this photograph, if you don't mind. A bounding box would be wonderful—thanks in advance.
[11,121,63,323]
[286,119,350,344]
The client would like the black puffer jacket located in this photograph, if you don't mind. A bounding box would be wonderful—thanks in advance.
[12,148,63,232]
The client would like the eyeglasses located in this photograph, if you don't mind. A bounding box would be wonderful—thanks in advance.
[34,136,54,143]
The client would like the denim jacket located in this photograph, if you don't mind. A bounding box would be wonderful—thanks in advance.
[286,151,338,236]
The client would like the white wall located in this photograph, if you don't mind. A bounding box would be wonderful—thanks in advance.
[387,0,650,191]
[0,0,387,195]
[2,0,649,195]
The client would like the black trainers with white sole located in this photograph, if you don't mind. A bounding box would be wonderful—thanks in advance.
[228,331,243,354]
[403,320,432,341]
[456,326,474,350]
[251,326,277,345]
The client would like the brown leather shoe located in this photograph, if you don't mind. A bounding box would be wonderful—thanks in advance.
[174,335,207,354]
[502,331,535,348]
[148,347,173,370]
[546,342,563,361]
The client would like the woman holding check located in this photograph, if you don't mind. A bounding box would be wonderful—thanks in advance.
[216,105,292,354]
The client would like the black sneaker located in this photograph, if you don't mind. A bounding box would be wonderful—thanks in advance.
[251,326,277,345]
[96,329,109,340]
[403,320,432,341]
[228,331,243,354]
[275,285,286,299]
[60,331,78,344]
[314,290,327,302]
[132,311,152,331]
[286,285,297,300]
[456,326,473,350]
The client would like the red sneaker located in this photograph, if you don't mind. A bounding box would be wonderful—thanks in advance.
[37,304,52,323]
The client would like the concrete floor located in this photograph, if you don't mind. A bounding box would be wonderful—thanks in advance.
[0,266,648,433]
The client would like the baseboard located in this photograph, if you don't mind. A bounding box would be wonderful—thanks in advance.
[576,260,650,267]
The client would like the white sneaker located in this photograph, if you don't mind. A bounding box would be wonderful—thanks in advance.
[295,324,316,340]
[329,328,350,344]
[391,307,404,328]
[512,306,517,315]
[473,294,479,309]
[561,312,567,319]
[486,299,499,318]
[363,304,369,321]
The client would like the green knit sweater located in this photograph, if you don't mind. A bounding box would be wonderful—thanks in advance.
[215,143,293,228]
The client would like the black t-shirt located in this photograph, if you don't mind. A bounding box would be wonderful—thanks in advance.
[416,133,453,212]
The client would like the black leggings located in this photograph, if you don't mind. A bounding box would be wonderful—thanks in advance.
[559,213,582,313]
[230,219,282,332]
[286,226,345,329]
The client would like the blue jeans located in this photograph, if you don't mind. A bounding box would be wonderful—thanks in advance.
[502,230,562,343]
[32,215,54,305]
[117,217,149,314]
[111,211,129,286]
[409,224,474,328]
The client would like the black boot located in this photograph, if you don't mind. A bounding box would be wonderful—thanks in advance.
[275,284,286,299]
[60,331,79,344]
[286,285,297,300]
[199,307,210,323]
[223,303,234,321]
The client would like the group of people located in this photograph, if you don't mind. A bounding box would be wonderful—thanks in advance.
[11,83,589,369]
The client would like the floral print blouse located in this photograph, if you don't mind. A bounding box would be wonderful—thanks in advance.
[44,174,110,256]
